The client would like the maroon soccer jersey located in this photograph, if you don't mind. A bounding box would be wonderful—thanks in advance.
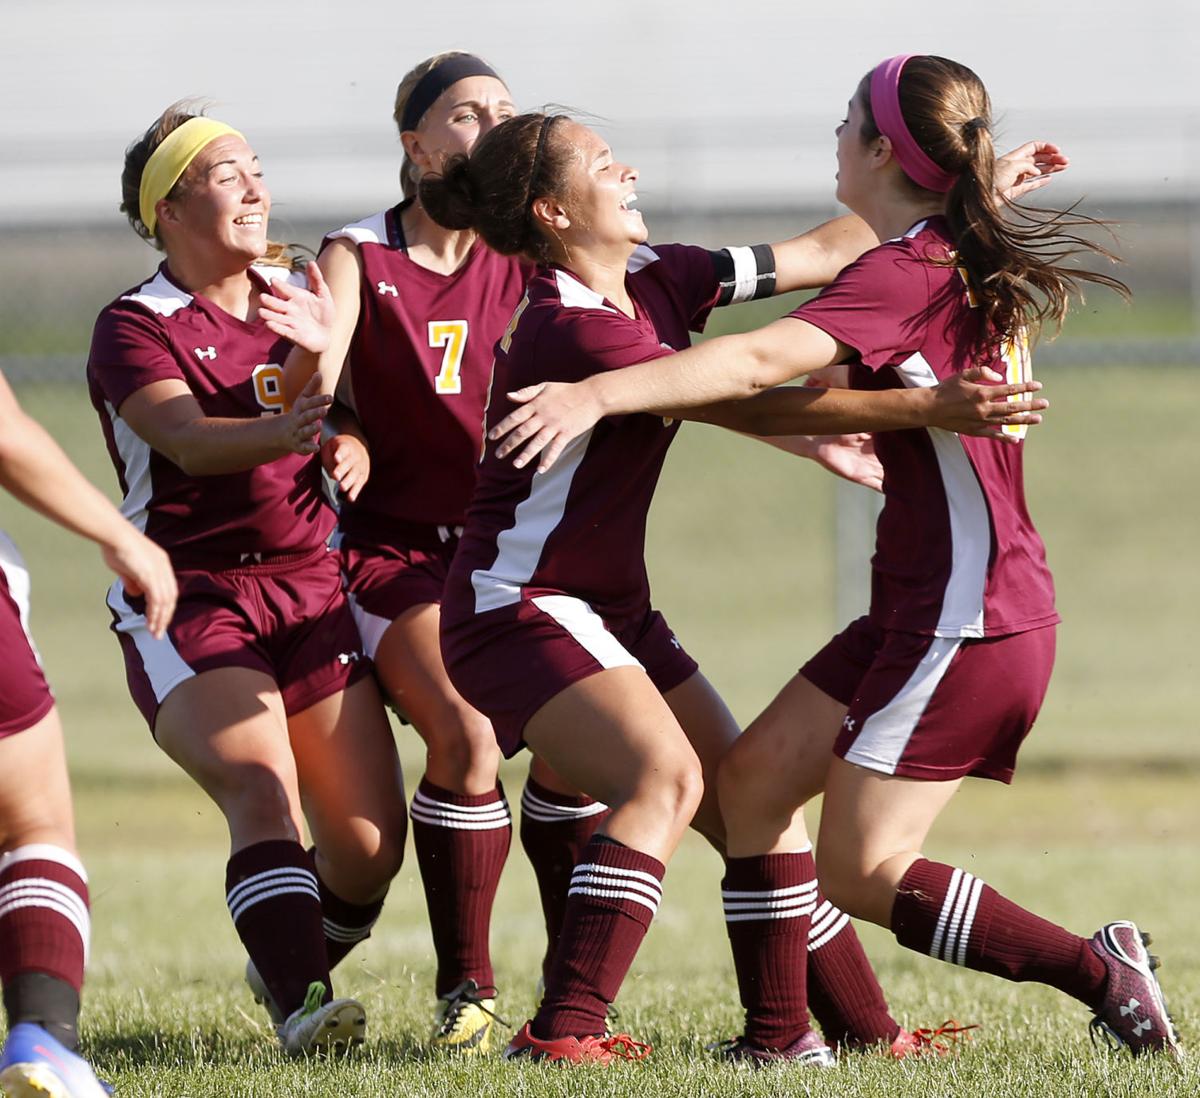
[325,203,531,540]
[87,263,333,561]
[793,217,1058,638]
[446,243,723,623]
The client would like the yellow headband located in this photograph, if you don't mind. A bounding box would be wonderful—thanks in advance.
[138,117,245,235]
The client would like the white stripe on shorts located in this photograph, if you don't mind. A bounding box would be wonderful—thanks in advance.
[841,635,963,775]
[530,594,642,674]
[0,532,43,666]
[106,579,195,704]
[345,591,391,661]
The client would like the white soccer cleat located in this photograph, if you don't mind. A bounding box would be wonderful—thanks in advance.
[276,982,366,1058]
[244,958,285,1026]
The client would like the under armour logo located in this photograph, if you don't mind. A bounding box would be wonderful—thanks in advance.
[377,281,398,297]
[669,635,681,649]
[337,651,362,665]
[1119,998,1153,1036]
[843,716,857,732]
[194,346,217,360]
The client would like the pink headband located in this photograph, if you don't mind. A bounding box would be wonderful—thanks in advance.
[869,55,957,193]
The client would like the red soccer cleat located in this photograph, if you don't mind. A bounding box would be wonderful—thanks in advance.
[503,1022,651,1065]
[1089,921,1182,1057]
[710,1029,836,1068]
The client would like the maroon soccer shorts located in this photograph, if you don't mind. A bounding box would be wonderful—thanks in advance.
[107,545,370,734]
[441,595,699,757]
[802,616,1056,783]
[0,535,55,738]
[338,532,457,658]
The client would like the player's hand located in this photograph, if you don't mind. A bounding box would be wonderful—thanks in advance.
[929,366,1047,441]
[321,432,370,501]
[259,262,335,354]
[278,372,332,456]
[995,141,1068,202]
[102,530,177,639]
[489,379,605,473]
[809,433,884,491]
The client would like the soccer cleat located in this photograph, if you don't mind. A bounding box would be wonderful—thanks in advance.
[0,1023,110,1098]
[888,1021,978,1058]
[245,958,285,1026]
[276,981,366,1057]
[1088,921,1181,1057]
[503,1022,651,1065]
[709,1030,836,1068]
[430,979,506,1054]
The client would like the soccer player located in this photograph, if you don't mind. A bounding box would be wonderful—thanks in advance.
[420,110,1047,1063]
[488,57,1179,1060]
[84,103,408,1056]
[0,369,176,1096]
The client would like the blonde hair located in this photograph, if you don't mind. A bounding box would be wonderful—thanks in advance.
[119,98,297,269]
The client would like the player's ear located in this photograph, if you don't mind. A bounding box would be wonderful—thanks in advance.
[531,196,570,232]
[401,130,430,174]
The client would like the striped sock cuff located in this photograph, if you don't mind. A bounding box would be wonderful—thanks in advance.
[722,849,817,925]
[808,899,852,950]
[930,867,986,967]
[226,866,321,925]
[411,780,512,831]
[323,914,377,944]
[568,841,665,923]
[0,846,92,966]
[520,779,609,824]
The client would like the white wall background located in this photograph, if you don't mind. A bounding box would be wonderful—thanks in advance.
[3,0,1198,224]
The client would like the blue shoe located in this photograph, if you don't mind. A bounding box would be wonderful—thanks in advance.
[0,1023,110,1097]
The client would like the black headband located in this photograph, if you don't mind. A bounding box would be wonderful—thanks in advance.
[401,54,502,133]
[524,115,560,225]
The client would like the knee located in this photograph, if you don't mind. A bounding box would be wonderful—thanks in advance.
[643,754,705,832]
[219,763,302,842]
[423,704,500,775]
[717,735,787,820]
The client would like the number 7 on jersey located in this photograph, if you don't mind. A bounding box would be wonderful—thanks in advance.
[429,320,469,395]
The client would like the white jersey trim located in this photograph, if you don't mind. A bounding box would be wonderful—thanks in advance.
[122,268,193,318]
[471,429,593,612]
[531,594,643,673]
[843,635,963,775]
[104,401,153,534]
[0,532,42,667]
[626,244,660,274]
[106,580,195,704]
[554,268,617,313]
[326,211,389,248]
[893,351,989,637]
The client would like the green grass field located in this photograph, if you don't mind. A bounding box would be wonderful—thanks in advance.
[4,369,1199,1096]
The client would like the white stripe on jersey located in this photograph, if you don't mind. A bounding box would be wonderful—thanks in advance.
[553,268,618,313]
[325,211,389,248]
[106,580,195,703]
[842,634,963,775]
[625,244,660,274]
[531,595,642,673]
[471,429,594,612]
[104,401,153,534]
[0,532,43,667]
[122,268,193,317]
[893,350,990,637]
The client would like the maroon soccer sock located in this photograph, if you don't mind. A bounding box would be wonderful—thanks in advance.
[518,776,610,984]
[410,778,511,998]
[0,845,89,1049]
[225,840,330,1017]
[806,892,900,1048]
[533,836,664,1040]
[722,851,816,1049]
[308,849,387,970]
[891,859,1108,1008]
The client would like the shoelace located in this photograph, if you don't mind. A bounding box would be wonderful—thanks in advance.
[439,985,511,1037]
[597,1033,652,1060]
[299,980,327,1019]
[907,1020,979,1054]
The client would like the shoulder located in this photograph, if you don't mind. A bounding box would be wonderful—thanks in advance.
[112,267,194,321]
[323,209,393,250]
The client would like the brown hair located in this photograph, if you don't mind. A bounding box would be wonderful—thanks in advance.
[419,112,574,264]
[393,51,506,199]
[856,56,1127,349]
[119,99,295,269]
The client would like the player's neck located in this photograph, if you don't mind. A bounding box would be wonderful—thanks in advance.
[858,193,945,245]
[164,249,258,320]
[400,201,476,275]
[562,245,637,319]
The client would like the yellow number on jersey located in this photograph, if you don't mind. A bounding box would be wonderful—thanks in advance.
[252,363,286,416]
[1000,328,1032,440]
[429,320,469,395]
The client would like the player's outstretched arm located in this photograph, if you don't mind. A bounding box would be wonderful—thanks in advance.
[117,371,332,477]
[0,370,177,636]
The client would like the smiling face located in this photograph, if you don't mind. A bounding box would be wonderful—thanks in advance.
[551,121,646,256]
[158,134,270,263]
[406,75,515,181]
